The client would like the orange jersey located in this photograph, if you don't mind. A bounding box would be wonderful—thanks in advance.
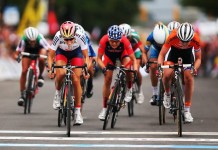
[164,29,201,52]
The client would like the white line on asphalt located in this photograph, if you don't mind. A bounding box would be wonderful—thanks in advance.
[0,136,218,142]
[0,143,218,149]
[0,130,218,135]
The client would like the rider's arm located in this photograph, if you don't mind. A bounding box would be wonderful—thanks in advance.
[97,35,107,69]
[82,49,89,66]
[47,49,55,71]
[157,45,169,65]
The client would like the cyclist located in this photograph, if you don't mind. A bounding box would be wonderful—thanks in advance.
[167,21,180,32]
[97,25,137,120]
[47,21,89,125]
[158,22,201,123]
[145,22,169,105]
[119,23,148,104]
[75,23,96,98]
[15,27,50,106]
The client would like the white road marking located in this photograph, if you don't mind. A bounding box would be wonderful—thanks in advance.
[0,130,218,135]
[0,136,218,142]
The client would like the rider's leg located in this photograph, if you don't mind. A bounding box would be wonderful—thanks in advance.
[183,70,194,122]
[18,57,31,106]
[38,49,47,87]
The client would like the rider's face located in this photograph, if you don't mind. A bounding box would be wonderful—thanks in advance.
[28,40,37,47]
[64,38,75,46]
[109,39,121,49]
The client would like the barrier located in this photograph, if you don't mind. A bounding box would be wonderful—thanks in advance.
[0,58,21,81]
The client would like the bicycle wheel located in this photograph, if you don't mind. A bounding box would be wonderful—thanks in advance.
[66,84,72,137]
[24,69,34,114]
[158,78,165,125]
[80,76,87,104]
[128,97,134,117]
[103,84,118,130]
[176,77,184,137]
[58,84,65,127]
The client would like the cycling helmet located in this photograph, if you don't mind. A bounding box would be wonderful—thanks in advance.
[119,23,131,36]
[25,27,39,41]
[177,22,194,42]
[167,21,180,31]
[60,21,75,39]
[107,25,122,40]
[75,23,85,36]
[153,23,169,44]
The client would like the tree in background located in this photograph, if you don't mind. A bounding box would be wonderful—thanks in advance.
[56,0,139,38]
[181,0,218,17]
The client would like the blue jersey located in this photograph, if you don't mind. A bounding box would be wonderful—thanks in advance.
[145,32,162,51]
[85,34,96,57]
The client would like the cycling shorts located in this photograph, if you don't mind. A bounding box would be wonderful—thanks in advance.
[55,47,84,66]
[165,46,195,64]
[148,45,160,59]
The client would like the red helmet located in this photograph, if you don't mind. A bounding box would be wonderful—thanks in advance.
[60,21,75,39]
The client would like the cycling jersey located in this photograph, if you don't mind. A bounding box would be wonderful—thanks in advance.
[85,34,96,57]
[127,31,142,58]
[16,34,49,54]
[74,23,96,57]
[145,32,162,59]
[98,35,134,66]
[50,31,88,66]
[163,29,201,64]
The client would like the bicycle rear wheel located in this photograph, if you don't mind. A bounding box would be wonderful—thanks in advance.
[128,97,134,117]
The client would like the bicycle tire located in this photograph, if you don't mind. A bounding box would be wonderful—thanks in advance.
[128,97,134,117]
[176,77,183,137]
[58,109,63,127]
[103,83,118,130]
[24,69,34,114]
[66,84,72,137]
[80,76,87,104]
[158,78,165,125]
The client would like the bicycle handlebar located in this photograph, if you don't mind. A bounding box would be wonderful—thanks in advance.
[21,52,48,59]
[51,63,88,76]
[160,64,192,69]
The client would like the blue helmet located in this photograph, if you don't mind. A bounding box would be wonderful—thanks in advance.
[107,25,122,40]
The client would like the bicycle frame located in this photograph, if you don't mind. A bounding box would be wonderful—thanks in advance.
[103,65,136,130]
[161,61,192,137]
[53,61,87,137]
[20,52,47,114]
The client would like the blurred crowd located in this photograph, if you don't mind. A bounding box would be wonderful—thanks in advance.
[1,24,218,79]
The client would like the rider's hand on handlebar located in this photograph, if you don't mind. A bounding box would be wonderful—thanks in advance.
[47,69,55,79]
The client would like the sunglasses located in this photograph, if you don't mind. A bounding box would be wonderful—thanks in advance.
[64,38,74,41]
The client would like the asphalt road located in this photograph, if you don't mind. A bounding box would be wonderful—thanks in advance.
[0,73,218,150]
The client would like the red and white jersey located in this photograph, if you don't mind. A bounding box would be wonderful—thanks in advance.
[50,31,88,51]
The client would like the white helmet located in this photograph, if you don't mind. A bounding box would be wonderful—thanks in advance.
[177,22,194,42]
[119,23,131,36]
[75,23,85,36]
[25,27,39,41]
[167,21,180,31]
[153,23,169,44]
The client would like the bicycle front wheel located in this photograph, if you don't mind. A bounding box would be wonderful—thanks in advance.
[103,84,118,130]
[158,78,165,125]
[174,86,183,136]
[66,84,72,137]
[24,69,34,114]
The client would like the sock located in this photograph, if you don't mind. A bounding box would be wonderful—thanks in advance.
[152,86,158,95]
[184,106,190,112]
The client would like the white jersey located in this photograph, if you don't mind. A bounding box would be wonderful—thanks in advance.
[16,34,50,52]
[50,31,88,51]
